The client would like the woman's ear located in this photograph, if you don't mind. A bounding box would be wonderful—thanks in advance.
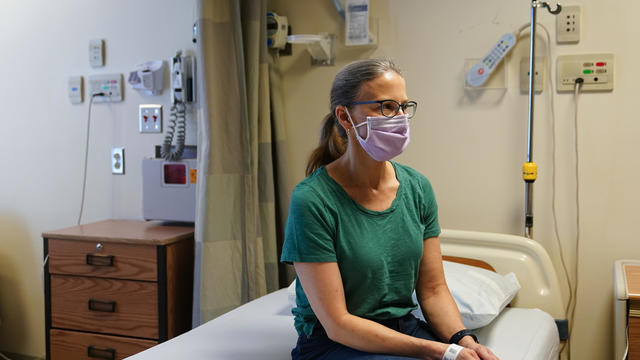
[335,105,352,132]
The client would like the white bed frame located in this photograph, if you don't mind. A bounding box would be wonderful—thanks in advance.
[127,229,567,360]
[440,229,567,324]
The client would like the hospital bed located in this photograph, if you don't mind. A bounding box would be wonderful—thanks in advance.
[126,229,566,360]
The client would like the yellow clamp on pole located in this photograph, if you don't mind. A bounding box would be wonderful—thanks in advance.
[522,162,537,182]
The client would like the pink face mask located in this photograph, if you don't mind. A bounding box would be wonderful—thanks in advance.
[346,109,411,162]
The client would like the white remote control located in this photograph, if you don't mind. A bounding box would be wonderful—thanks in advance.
[466,33,516,87]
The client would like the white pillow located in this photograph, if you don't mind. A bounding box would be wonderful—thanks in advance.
[287,277,297,307]
[412,261,520,329]
[287,260,520,330]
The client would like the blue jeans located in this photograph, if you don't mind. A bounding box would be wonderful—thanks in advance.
[291,313,441,359]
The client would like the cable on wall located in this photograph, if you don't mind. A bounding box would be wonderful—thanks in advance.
[568,78,583,348]
[77,92,104,225]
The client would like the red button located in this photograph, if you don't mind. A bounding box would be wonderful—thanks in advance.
[478,68,485,75]
[596,62,606,67]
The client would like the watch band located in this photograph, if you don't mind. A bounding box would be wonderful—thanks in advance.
[448,329,478,344]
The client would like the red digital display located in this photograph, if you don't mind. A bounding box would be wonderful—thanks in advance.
[164,164,187,184]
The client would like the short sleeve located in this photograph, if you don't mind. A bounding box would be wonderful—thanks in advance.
[280,184,338,264]
[420,177,441,239]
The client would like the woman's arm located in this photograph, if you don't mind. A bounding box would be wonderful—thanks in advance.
[416,237,467,341]
[294,261,451,360]
[416,237,499,360]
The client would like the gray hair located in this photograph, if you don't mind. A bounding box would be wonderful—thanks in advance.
[330,58,403,115]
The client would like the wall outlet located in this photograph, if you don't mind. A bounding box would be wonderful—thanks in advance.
[111,147,125,175]
[557,5,581,43]
[556,53,614,92]
[520,57,546,93]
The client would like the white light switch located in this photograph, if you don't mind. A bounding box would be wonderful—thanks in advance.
[68,76,83,104]
[89,39,104,67]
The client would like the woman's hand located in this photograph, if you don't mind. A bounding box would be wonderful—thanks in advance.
[458,337,499,360]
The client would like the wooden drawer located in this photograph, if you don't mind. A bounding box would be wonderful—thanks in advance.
[51,275,158,339]
[50,329,156,360]
[630,316,640,359]
[48,239,157,281]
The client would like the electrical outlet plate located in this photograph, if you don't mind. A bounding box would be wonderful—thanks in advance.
[139,104,162,133]
[111,147,125,175]
[557,5,581,43]
[520,57,546,93]
[88,74,123,103]
[556,53,614,92]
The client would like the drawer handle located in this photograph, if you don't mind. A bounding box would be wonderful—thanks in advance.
[87,345,115,360]
[88,299,116,313]
[86,254,114,267]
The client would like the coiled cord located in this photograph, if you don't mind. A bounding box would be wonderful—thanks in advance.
[161,101,186,160]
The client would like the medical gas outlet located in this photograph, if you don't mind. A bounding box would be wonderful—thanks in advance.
[139,104,162,133]
[556,54,614,91]
[89,74,123,102]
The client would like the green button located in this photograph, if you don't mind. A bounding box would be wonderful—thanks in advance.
[583,69,593,74]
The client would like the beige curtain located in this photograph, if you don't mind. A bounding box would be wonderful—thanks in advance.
[193,0,290,324]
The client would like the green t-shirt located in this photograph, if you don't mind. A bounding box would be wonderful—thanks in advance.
[280,162,441,336]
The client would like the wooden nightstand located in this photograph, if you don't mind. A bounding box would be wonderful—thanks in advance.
[43,220,194,360]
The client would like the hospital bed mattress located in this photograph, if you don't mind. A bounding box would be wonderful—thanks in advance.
[126,288,558,360]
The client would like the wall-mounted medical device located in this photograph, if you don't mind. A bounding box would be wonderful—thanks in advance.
[161,50,196,161]
[267,12,289,50]
[556,53,614,92]
[267,12,335,66]
[142,157,196,223]
[170,50,195,104]
[128,60,165,95]
[88,74,123,102]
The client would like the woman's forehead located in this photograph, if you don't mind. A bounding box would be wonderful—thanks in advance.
[357,71,407,100]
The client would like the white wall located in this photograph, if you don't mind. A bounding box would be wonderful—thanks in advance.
[269,0,640,359]
[0,0,197,356]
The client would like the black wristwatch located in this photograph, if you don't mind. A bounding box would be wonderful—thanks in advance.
[448,329,479,344]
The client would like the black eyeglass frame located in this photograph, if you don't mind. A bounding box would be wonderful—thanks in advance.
[348,99,418,119]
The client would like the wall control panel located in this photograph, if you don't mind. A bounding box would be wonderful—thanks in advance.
[89,39,105,67]
[88,74,123,102]
[68,76,83,104]
[556,54,614,92]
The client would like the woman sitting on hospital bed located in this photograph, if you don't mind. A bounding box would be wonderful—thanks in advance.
[280,59,499,360]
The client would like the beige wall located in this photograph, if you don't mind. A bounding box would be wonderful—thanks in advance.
[269,0,640,359]
[0,0,197,356]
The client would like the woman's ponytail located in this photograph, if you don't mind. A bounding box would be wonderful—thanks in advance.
[305,112,347,176]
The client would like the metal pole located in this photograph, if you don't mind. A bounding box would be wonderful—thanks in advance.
[525,2,537,239]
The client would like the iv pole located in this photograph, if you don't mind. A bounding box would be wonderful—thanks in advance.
[523,1,561,239]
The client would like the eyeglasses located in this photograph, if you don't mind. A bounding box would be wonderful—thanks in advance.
[349,99,418,119]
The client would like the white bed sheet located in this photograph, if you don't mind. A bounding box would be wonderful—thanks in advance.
[126,288,558,360]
